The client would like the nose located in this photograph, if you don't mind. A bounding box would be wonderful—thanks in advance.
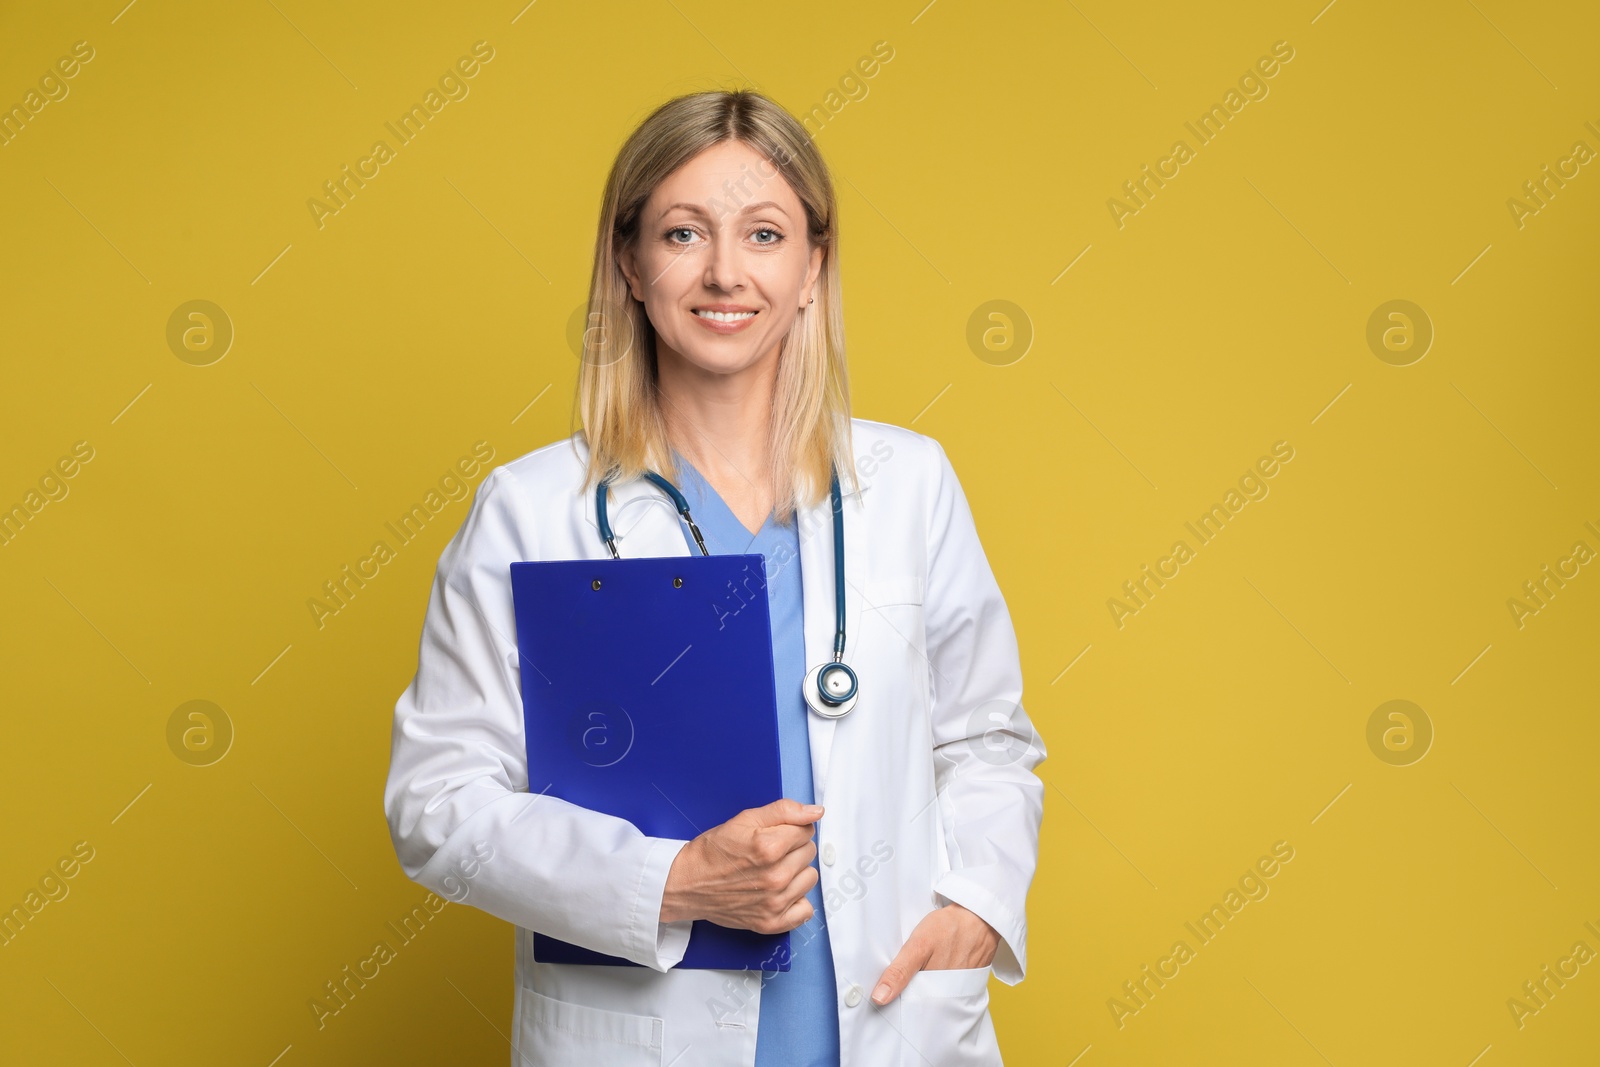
[702,225,746,293]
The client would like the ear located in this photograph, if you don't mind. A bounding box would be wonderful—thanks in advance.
[618,239,643,302]
[801,241,825,309]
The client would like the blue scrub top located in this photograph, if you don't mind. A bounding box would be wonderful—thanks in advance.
[668,451,842,1067]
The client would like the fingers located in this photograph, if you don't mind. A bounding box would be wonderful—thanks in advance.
[757,845,817,904]
[779,888,816,931]
[760,823,819,865]
[873,933,933,1006]
[699,816,814,885]
[766,865,819,933]
[693,800,825,934]
[754,843,819,931]
[747,798,824,828]
[782,852,819,898]
[738,860,817,934]
[871,907,1000,1004]
[729,804,817,873]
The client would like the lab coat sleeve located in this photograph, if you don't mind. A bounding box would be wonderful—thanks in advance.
[921,439,1047,986]
[382,466,695,971]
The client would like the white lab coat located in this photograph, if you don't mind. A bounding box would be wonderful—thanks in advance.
[383,418,1046,1066]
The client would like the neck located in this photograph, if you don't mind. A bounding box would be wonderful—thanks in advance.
[655,342,777,494]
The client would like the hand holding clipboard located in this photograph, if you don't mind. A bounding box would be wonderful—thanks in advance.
[658,797,824,935]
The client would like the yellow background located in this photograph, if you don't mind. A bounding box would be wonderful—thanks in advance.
[2,0,1596,1064]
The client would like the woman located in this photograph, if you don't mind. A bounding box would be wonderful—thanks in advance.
[383,88,1046,1066]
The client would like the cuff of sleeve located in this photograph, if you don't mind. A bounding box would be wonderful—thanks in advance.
[933,871,1028,985]
[630,837,694,971]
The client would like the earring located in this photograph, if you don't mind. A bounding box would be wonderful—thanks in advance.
[808,296,814,304]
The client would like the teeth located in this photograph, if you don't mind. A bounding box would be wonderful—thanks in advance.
[695,310,756,322]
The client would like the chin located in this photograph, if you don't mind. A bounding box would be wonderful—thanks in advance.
[683,349,764,375]
[668,336,775,376]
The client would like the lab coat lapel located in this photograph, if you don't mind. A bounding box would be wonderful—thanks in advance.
[797,471,865,805]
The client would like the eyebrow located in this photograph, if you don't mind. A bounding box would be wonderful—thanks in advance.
[661,200,791,219]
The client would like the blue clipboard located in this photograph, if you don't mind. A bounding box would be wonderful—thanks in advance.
[509,552,790,970]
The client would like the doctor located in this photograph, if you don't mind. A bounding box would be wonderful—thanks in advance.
[383,88,1046,1066]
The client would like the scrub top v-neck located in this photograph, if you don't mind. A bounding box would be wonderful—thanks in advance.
[667,451,842,1067]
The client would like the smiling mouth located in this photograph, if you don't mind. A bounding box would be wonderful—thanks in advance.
[693,310,758,322]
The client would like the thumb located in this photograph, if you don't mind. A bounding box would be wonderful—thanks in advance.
[873,934,931,1006]
[751,798,823,827]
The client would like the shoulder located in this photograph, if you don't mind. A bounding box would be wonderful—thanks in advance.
[849,416,930,456]
[847,417,956,501]
[848,416,943,472]
[491,431,589,497]
[438,433,587,574]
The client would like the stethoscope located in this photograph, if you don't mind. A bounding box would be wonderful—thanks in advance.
[595,464,859,718]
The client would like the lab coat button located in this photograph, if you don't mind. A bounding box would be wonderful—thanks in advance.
[844,984,863,1007]
[821,842,836,866]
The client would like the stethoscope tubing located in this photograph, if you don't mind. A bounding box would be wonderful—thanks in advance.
[595,463,857,716]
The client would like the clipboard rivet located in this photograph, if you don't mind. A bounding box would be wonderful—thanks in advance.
[592,579,602,591]
[673,577,683,588]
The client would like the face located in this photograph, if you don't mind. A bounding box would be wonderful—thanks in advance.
[619,140,824,379]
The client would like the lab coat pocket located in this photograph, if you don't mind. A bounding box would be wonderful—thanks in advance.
[897,966,999,1066]
[518,986,664,1066]
[864,575,925,608]
[862,575,927,663]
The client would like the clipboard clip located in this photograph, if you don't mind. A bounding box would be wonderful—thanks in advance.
[596,471,710,559]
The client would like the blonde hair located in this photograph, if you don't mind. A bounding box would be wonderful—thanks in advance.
[570,88,857,526]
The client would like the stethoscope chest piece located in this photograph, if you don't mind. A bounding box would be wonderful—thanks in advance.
[804,660,858,718]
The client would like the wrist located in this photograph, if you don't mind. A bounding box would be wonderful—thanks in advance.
[659,839,700,924]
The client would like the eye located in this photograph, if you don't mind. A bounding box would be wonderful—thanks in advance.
[665,226,700,246]
[752,227,783,245]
